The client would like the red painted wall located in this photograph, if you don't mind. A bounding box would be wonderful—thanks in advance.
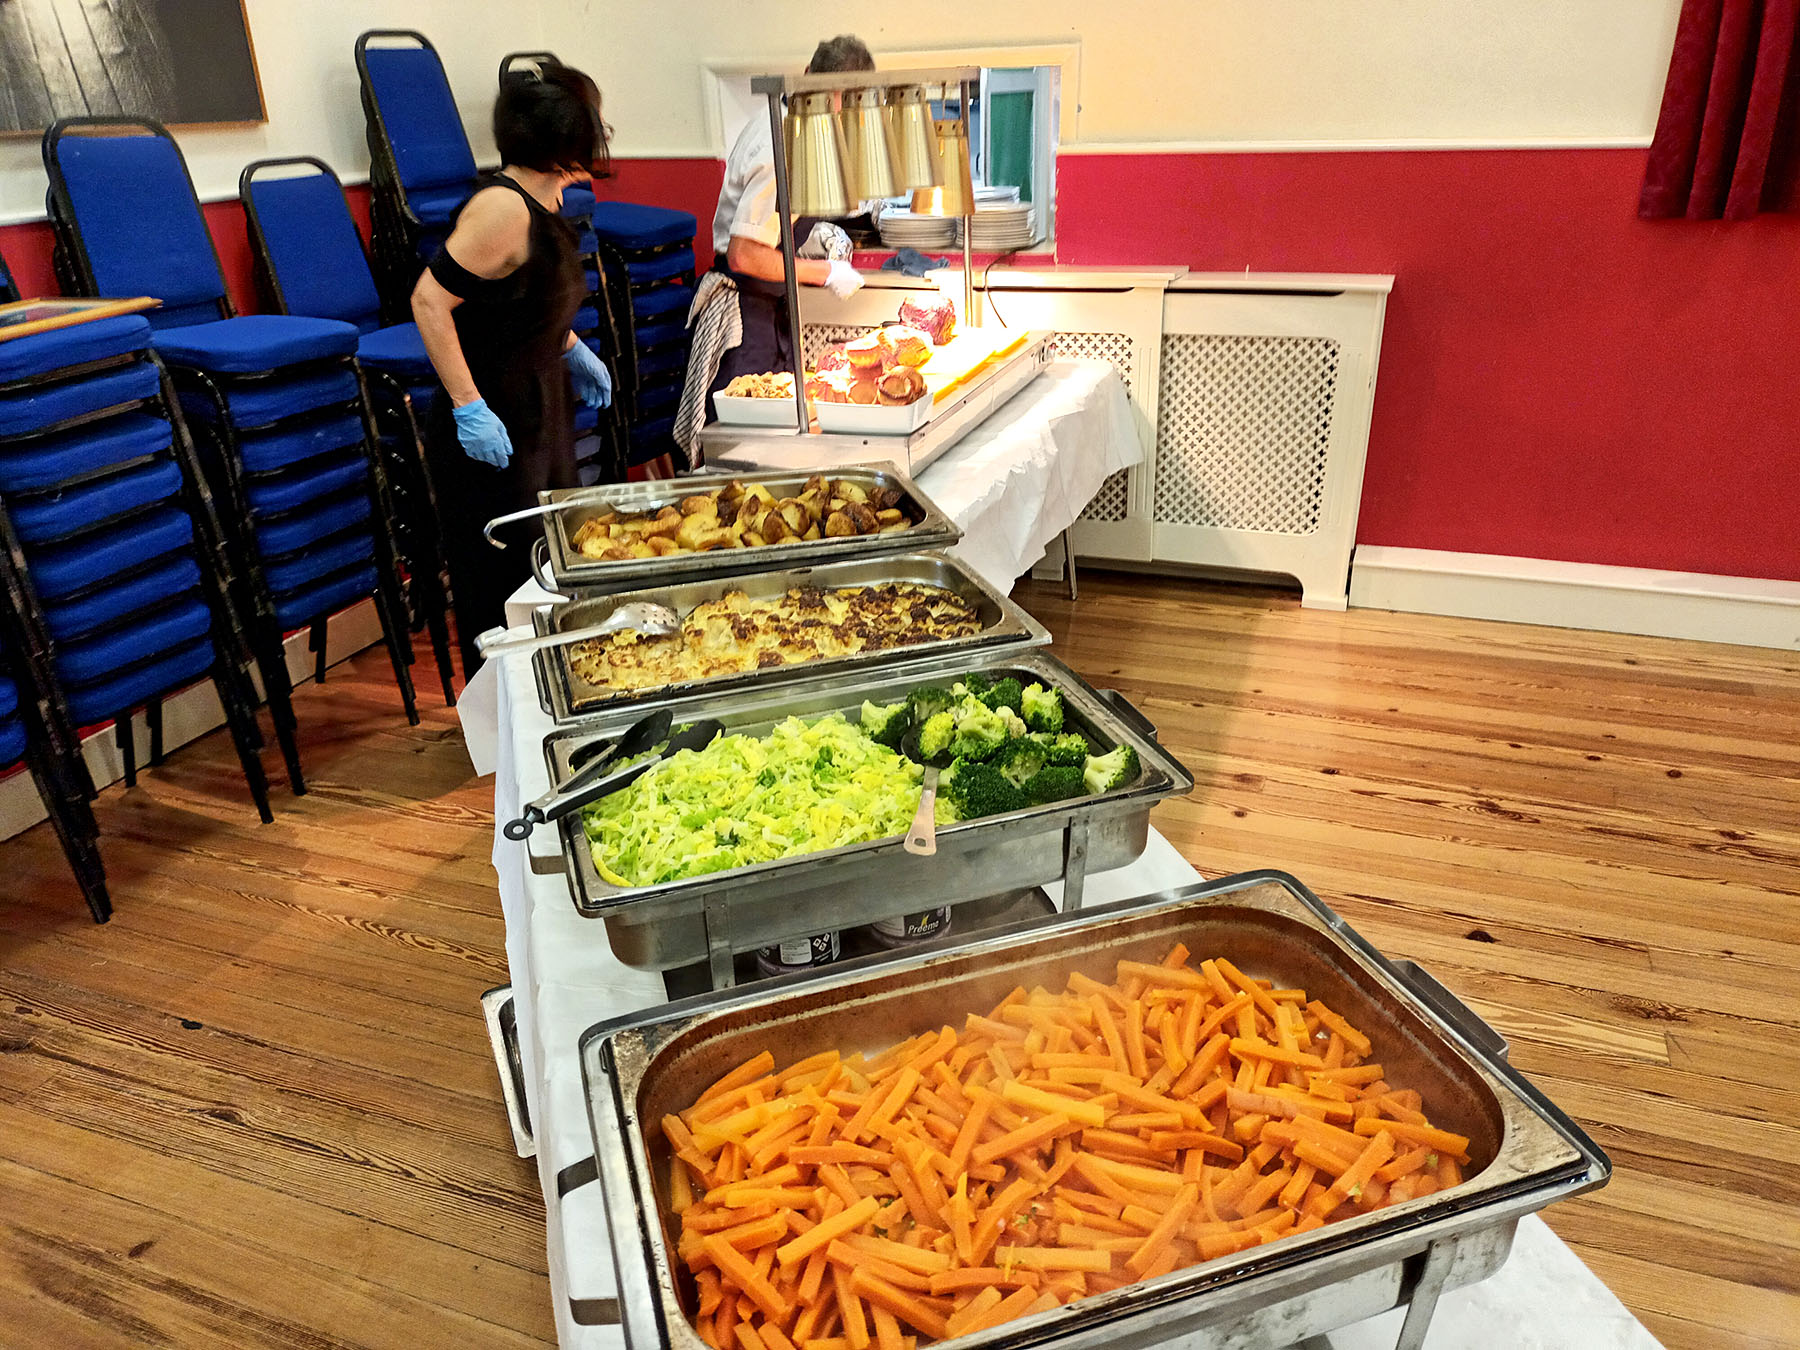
[1058,149,1800,583]
[7,148,1795,581]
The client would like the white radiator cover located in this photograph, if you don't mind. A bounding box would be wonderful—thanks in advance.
[800,272,1392,607]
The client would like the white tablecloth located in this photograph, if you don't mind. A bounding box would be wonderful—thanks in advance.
[462,650,1660,1350]
[499,357,1143,631]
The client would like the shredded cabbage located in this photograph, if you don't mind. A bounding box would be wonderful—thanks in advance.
[584,714,927,886]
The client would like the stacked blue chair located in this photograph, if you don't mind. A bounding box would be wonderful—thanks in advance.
[588,202,698,473]
[0,246,18,304]
[42,117,423,796]
[239,157,457,704]
[0,312,274,827]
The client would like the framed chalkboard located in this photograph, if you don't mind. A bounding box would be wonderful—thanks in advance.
[0,0,266,136]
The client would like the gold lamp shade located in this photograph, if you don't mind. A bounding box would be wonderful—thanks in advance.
[882,86,940,192]
[837,87,896,200]
[783,92,850,216]
[911,118,974,217]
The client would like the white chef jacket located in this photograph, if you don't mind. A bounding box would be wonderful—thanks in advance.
[712,116,781,256]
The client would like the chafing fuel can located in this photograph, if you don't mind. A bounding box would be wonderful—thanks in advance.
[754,931,841,978]
[867,907,952,948]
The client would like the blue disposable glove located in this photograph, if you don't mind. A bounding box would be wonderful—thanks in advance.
[564,340,613,409]
[452,397,513,468]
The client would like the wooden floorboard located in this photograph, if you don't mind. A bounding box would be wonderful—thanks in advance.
[1,573,1796,1348]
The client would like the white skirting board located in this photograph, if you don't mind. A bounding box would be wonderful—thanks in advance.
[1350,546,1800,651]
[0,600,386,843]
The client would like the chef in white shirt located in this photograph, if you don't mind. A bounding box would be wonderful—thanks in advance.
[675,36,870,460]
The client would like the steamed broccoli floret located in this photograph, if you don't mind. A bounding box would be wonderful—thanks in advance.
[991,737,1048,790]
[1021,682,1065,734]
[917,710,956,762]
[996,706,1028,740]
[955,671,991,696]
[1082,744,1140,795]
[907,685,955,724]
[1024,764,1087,804]
[978,677,1025,715]
[1032,731,1091,766]
[948,696,1010,762]
[944,760,1027,820]
[860,700,911,750]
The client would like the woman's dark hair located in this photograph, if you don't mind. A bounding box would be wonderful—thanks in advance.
[807,36,874,74]
[495,63,611,176]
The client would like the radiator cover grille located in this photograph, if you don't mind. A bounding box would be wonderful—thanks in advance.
[1154,334,1339,535]
[1054,332,1135,523]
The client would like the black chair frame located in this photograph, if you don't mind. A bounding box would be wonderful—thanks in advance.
[43,117,425,775]
[238,155,457,704]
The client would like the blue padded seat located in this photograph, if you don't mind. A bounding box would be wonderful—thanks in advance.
[638,348,688,383]
[29,507,193,599]
[408,184,472,225]
[576,229,598,256]
[561,184,596,219]
[638,382,680,417]
[245,452,368,516]
[628,414,676,461]
[0,676,17,720]
[263,531,374,595]
[362,46,478,193]
[9,458,183,543]
[0,359,160,439]
[573,405,600,434]
[150,315,358,374]
[180,367,360,430]
[627,249,697,285]
[0,412,171,492]
[42,555,201,641]
[273,564,378,629]
[237,410,367,475]
[0,717,22,767]
[583,266,600,291]
[50,133,227,321]
[635,318,687,351]
[243,173,383,332]
[56,596,212,687]
[0,315,152,386]
[63,639,214,725]
[257,492,372,557]
[590,202,696,251]
[633,285,694,321]
[572,305,599,334]
[355,323,434,378]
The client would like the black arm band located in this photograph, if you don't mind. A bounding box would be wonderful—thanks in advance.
[428,247,520,303]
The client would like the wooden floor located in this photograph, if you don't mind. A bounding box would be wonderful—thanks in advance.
[1,573,1796,1349]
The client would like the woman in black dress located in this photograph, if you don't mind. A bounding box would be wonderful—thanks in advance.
[412,66,613,676]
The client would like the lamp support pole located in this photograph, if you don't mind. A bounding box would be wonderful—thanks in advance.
[766,88,811,436]
[959,78,979,326]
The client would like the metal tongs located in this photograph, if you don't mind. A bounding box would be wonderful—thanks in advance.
[503,711,723,840]
[474,602,683,660]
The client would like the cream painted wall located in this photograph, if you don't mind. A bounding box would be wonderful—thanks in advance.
[0,0,542,223]
[542,0,1681,155]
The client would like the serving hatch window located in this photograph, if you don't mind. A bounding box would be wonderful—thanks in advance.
[708,60,1061,251]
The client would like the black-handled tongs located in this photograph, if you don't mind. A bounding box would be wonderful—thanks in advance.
[503,712,724,841]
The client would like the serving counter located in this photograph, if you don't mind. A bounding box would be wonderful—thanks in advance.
[462,648,1662,1350]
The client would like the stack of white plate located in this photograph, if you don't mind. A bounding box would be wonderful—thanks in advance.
[877,208,957,250]
[974,185,1021,205]
[967,202,1036,251]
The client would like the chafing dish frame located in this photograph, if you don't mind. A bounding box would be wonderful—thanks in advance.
[575,872,1610,1350]
[530,650,1193,985]
[530,549,1051,724]
[536,462,961,595]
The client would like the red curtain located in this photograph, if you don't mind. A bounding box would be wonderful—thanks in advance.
[1640,0,1800,219]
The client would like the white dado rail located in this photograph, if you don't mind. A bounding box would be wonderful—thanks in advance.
[802,269,1392,609]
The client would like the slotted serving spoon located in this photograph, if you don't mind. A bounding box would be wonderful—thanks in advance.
[474,601,683,660]
[902,722,955,857]
[502,716,722,841]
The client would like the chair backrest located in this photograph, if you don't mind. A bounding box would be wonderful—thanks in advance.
[499,51,563,87]
[0,243,18,304]
[240,158,383,333]
[356,32,477,194]
[41,119,229,330]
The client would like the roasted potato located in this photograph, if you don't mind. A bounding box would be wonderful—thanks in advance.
[844,502,879,534]
[679,495,714,516]
[876,508,904,525]
[761,512,793,543]
[802,523,822,541]
[777,499,809,533]
[824,510,855,538]
[646,536,681,555]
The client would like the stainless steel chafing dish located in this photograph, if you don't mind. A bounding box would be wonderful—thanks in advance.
[576,872,1610,1350]
[527,650,1193,983]
[530,550,1050,723]
[530,462,961,596]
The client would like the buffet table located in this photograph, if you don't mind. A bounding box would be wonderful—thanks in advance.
[501,357,1142,627]
[463,649,1662,1350]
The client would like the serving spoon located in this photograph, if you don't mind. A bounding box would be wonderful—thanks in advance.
[474,602,683,660]
[901,723,955,857]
